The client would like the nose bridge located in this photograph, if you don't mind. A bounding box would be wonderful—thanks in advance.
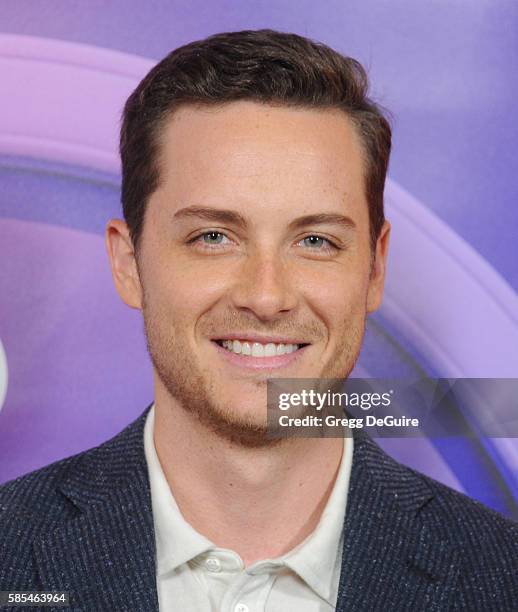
[230,245,296,318]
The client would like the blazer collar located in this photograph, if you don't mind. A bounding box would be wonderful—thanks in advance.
[335,428,460,611]
[34,407,459,611]
[34,405,159,612]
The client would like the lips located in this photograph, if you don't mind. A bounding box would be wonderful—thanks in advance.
[216,339,301,357]
[212,338,310,370]
[213,332,309,343]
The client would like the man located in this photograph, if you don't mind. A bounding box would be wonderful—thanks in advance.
[1,29,517,611]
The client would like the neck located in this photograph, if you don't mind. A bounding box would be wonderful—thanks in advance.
[153,390,344,566]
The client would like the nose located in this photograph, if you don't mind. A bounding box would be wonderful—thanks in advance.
[228,249,298,321]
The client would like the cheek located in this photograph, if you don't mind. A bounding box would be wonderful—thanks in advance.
[145,259,230,325]
[302,266,370,330]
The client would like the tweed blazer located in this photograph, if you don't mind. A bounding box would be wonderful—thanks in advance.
[1,404,517,611]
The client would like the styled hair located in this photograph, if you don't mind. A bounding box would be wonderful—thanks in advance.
[120,29,391,253]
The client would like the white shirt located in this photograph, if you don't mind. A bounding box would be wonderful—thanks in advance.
[144,404,353,611]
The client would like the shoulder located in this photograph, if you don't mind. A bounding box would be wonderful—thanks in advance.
[378,448,518,552]
[0,450,89,588]
[353,431,518,604]
[408,464,518,546]
[0,406,150,525]
[390,446,517,607]
[0,407,151,589]
[355,432,518,548]
[0,450,90,536]
[414,468,518,607]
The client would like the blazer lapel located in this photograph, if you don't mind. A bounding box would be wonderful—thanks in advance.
[33,407,159,612]
[335,431,460,612]
[31,406,461,611]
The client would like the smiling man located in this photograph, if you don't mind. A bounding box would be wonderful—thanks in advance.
[1,29,517,612]
[117,99,383,448]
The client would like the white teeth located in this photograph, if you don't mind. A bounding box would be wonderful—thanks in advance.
[251,342,264,357]
[264,343,276,357]
[219,339,301,357]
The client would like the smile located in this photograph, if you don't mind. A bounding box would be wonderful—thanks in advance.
[212,337,310,370]
[216,339,302,357]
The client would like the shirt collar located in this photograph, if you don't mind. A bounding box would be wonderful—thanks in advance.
[144,404,214,576]
[144,403,353,604]
[279,430,353,605]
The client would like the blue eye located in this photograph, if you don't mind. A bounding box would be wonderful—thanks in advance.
[202,231,225,244]
[304,236,324,246]
[189,232,337,253]
[302,235,330,248]
[187,230,234,250]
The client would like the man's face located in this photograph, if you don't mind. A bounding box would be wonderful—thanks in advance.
[110,101,389,445]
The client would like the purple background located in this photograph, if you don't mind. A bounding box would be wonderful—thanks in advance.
[1,1,517,517]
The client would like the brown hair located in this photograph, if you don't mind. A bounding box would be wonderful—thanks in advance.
[120,29,391,253]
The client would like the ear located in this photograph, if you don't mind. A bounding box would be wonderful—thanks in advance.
[105,219,143,310]
[366,220,391,313]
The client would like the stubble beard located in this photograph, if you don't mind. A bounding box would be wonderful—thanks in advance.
[141,296,366,448]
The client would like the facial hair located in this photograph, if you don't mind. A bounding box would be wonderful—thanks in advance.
[141,292,366,448]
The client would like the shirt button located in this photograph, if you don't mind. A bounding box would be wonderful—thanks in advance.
[205,557,221,572]
[234,605,249,612]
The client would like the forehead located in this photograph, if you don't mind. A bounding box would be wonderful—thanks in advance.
[154,101,367,220]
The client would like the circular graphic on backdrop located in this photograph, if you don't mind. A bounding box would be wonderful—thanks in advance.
[0,338,7,412]
[0,34,517,514]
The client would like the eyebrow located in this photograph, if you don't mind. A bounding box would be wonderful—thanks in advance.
[172,206,356,232]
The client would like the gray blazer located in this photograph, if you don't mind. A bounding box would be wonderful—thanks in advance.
[1,405,517,611]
